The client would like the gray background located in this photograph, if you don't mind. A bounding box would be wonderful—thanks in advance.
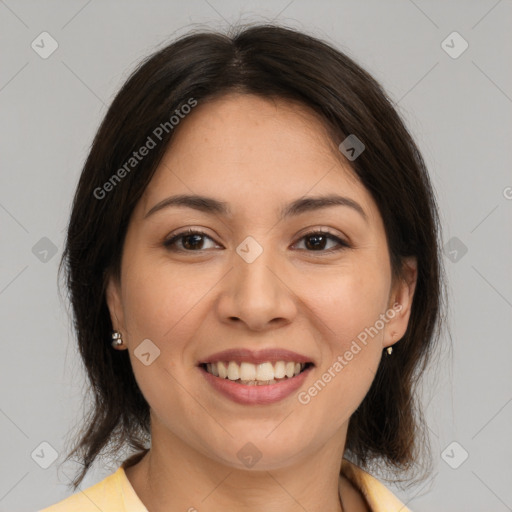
[1,1,511,511]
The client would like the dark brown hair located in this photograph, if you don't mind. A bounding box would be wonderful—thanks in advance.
[58,23,447,490]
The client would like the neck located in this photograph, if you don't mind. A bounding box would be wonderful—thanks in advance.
[125,419,348,512]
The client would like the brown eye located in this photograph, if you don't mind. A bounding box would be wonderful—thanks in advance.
[163,229,218,251]
[293,230,350,252]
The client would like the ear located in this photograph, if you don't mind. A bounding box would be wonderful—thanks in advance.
[384,256,417,349]
[105,272,126,334]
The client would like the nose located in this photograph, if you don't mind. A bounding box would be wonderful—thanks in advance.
[216,245,298,332]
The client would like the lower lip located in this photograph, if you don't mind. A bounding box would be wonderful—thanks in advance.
[199,365,313,405]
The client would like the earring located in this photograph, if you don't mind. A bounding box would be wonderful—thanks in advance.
[386,332,398,355]
[111,330,124,349]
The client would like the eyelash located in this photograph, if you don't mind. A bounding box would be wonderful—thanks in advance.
[163,228,350,254]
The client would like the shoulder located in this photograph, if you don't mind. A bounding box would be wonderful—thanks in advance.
[38,467,129,511]
[340,459,412,512]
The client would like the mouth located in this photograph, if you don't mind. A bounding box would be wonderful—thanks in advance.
[197,348,316,404]
[199,360,315,386]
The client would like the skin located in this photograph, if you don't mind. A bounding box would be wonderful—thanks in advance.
[106,93,417,512]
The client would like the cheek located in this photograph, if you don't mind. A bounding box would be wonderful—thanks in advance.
[119,255,207,423]
[300,264,389,410]
[306,261,390,347]
[298,269,387,425]
[121,252,209,341]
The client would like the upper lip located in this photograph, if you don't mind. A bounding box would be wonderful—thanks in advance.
[198,348,315,366]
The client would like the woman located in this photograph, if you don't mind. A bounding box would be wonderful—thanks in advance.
[41,23,445,512]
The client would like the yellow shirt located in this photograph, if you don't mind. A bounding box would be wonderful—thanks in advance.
[39,458,411,511]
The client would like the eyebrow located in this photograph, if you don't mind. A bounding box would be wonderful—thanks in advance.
[144,193,368,223]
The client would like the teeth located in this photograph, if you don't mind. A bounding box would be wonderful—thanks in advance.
[227,361,240,380]
[274,361,286,378]
[205,361,307,381]
[240,362,256,380]
[206,363,219,377]
[256,362,274,381]
[217,361,228,379]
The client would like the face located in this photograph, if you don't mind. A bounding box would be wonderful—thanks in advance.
[106,93,417,470]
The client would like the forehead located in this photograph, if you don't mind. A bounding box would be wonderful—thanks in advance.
[138,94,377,223]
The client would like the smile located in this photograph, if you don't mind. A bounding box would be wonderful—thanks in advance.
[198,362,314,405]
[202,360,311,385]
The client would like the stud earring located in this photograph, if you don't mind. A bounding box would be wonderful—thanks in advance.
[111,330,124,349]
[386,332,398,355]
